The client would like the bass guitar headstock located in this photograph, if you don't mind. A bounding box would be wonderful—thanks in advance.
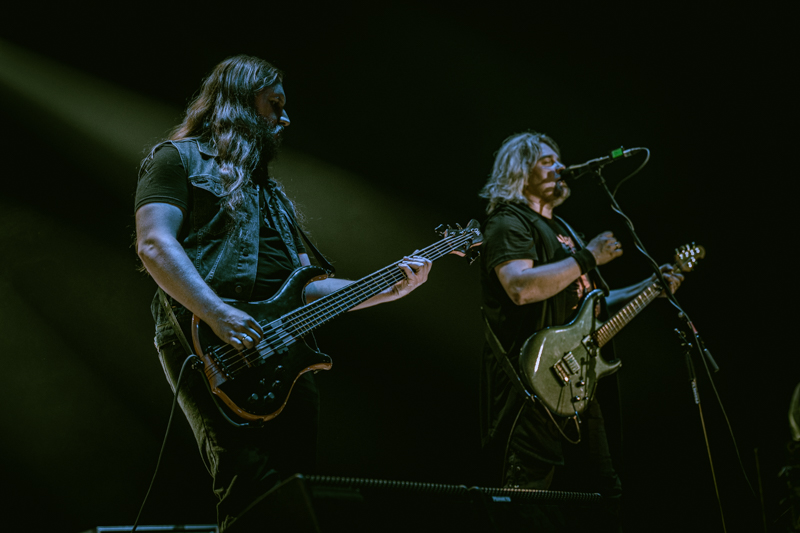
[674,243,706,272]
[435,219,483,264]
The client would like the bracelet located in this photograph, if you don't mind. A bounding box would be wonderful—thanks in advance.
[573,248,597,274]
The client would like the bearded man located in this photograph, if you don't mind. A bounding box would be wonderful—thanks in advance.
[478,132,682,505]
[135,55,431,530]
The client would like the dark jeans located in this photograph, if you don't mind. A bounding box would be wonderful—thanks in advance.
[503,399,622,497]
[158,340,320,530]
[498,399,623,531]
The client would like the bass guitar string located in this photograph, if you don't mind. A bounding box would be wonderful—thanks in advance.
[211,265,407,374]
[213,234,473,372]
[209,232,477,373]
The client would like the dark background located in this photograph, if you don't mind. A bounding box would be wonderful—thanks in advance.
[0,3,795,532]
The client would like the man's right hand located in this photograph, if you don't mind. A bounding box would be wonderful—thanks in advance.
[586,231,624,266]
[137,202,264,352]
[206,303,264,351]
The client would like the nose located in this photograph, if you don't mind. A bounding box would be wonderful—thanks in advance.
[279,110,290,128]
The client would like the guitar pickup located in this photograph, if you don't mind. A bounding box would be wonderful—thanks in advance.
[552,352,581,386]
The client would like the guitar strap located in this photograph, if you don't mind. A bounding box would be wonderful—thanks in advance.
[482,310,533,401]
[483,311,582,447]
[553,215,611,297]
[272,187,337,276]
[158,288,195,357]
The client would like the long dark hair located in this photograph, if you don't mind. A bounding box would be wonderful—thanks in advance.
[169,55,284,221]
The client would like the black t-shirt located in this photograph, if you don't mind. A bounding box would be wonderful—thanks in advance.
[480,203,594,354]
[479,203,597,453]
[135,144,305,301]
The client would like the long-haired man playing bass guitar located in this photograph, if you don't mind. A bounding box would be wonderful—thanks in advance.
[135,55,431,531]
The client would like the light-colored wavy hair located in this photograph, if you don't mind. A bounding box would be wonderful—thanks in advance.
[479,131,561,214]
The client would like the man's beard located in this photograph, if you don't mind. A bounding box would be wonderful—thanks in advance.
[552,179,571,207]
[253,118,283,165]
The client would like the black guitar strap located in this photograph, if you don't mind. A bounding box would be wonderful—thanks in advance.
[158,288,195,357]
[482,310,533,401]
[553,215,611,297]
[272,187,336,276]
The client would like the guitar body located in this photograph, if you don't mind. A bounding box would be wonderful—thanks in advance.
[188,220,483,423]
[518,289,622,417]
[192,265,332,423]
[518,243,704,417]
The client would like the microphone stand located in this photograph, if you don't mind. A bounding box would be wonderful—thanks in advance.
[587,166,729,532]
[587,167,719,371]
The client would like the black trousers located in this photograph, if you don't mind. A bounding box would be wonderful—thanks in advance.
[158,340,320,530]
[502,398,622,497]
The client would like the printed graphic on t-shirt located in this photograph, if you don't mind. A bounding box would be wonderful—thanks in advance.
[556,234,593,311]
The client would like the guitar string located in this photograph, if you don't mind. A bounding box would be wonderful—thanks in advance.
[202,264,409,380]
[594,277,664,347]
[215,233,473,371]
[209,235,469,377]
[591,253,689,347]
[205,232,478,377]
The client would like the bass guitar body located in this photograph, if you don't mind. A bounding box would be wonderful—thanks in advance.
[190,220,484,423]
[192,265,332,423]
[518,289,622,417]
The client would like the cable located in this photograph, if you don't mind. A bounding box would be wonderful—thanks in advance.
[129,354,199,532]
[611,148,650,198]
[611,167,757,499]
[606,169,758,527]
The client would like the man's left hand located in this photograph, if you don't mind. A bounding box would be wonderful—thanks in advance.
[392,255,432,298]
[656,263,684,296]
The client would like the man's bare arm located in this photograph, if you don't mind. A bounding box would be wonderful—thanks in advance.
[302,255,432,310]
[496,231,623,306]
[136,202,263,351]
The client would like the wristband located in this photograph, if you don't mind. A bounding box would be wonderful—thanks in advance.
[573,248,597,274]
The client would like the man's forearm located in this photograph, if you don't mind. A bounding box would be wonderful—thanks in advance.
[304,278,398,310]
[138,237,226,323]
[606,278,652,311]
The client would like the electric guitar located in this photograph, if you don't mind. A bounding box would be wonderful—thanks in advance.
[191,221,482,423]
[518,243,705,417]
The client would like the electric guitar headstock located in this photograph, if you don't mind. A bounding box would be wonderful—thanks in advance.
[435,219,483,264]
[674,243,706,272]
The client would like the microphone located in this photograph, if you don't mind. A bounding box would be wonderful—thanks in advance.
[560,147,646,180]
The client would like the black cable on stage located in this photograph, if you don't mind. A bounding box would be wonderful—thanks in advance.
[128,354,199,532]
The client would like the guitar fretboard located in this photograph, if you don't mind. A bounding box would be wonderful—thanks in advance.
[276,231,478,338]
[593,278,665,348]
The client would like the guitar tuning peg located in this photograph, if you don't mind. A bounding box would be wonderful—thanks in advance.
[434,224,446,237]
[456,223,463,231]
[467,249,481,265]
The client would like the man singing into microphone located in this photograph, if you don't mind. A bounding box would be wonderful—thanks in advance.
[477,132,682,510]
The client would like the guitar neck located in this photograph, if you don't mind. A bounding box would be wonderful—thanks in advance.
[593,266,673,348]
[280,232,476,337]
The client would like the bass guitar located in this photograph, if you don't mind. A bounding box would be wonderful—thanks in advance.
[518,243,705,417]
[192,221,482,423]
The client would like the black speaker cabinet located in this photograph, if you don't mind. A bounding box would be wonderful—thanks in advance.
[226,474,613,533]
[84,526,218,532]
